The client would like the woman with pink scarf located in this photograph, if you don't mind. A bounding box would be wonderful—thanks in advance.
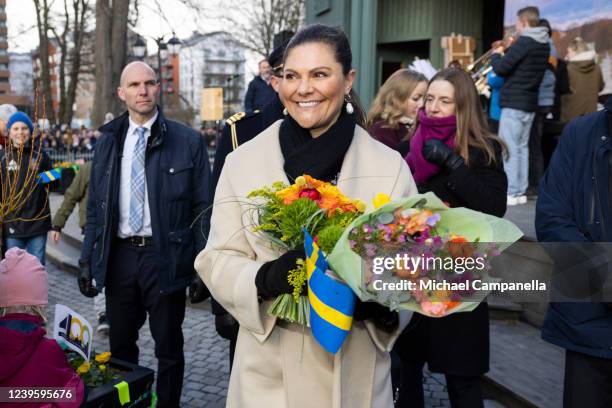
[396,68,508,408]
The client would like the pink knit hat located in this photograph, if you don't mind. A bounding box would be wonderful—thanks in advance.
[0,248,48,307]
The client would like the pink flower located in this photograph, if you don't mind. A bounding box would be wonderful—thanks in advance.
[364,243,377,257]
[421,301,448,316]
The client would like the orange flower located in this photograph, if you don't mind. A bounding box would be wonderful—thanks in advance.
[445,301,460,311]
[447,235,474,258]
[403,210,433,234]
[276,175,362,215]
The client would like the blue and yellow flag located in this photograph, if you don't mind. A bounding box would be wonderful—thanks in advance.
[304,228,356,354]
[39,168,62,184]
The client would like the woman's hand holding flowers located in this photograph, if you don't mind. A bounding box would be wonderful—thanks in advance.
[255,249,305,298]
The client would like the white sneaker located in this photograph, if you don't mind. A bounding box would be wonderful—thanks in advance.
[516,195,527,204]
[507,195,519,206]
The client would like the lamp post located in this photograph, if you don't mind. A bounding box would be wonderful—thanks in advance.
[132,33,182,111]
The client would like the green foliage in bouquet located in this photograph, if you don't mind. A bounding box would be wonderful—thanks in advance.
[248,175,365,326]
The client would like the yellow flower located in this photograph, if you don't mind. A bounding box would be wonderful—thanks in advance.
[373,193,391,209]
[95,352,111,363]
[295,176,307,187]
[99,364,107,372]
[77,361,91,374]
[355,200,367,212]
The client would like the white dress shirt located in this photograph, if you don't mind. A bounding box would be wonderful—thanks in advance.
[117,111,158,238]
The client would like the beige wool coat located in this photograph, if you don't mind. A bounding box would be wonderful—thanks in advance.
[195,120,418,408]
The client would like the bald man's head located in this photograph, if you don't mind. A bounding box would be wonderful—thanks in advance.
[120,61,157,86]
[117,61,159,123]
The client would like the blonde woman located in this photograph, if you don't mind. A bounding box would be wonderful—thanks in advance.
[367,69,427,156]
[561,37,604,123]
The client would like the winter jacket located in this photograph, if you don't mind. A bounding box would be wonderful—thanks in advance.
[0,145,52,238]
[487,71,505,121]
[52,161,91,231]
[0,313,85,407]
[195,121,418,408]
[536,98,612,358]
[210,94,285,316]
[491,26,551,112]
[81,109,212,294]
[538,40,558,108]
[244,76,276,112]
[367,119,412,156]
[561,51,605,123]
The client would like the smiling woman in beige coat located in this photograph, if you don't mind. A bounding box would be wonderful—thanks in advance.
[195,24,417,408]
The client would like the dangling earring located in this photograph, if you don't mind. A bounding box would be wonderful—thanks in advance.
[283,108,288,116]
[345,94,354,114]
[345,101,354,115]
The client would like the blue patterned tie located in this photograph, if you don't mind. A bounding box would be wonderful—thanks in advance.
[128,127,146,233]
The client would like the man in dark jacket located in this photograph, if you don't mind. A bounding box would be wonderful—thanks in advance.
[491,6,549,206]
[210,39,287,369]
[536,97,612,407]
[79,62,211,407]
[244,59,276,111]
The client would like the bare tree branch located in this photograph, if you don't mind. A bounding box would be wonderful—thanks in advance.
[220,0,305,57]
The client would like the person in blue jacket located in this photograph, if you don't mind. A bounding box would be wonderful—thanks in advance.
[535,96,612,408]
[486,71,504,134]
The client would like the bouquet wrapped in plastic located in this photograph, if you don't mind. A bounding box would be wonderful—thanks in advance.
[328,192,523,317]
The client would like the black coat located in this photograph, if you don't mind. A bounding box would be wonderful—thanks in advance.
[0,146,52,238]
[81,110,212,294]
[491,34,550,112]
[394,142,507,375]
[536,101,612,359]
[244,76,276,112]
[210,95,284,315]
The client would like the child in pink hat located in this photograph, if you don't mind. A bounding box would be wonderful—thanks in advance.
[0,248,85,407]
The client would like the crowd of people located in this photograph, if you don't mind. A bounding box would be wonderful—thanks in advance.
[0,5,609,408]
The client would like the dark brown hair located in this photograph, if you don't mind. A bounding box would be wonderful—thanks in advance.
[283,24,366,127]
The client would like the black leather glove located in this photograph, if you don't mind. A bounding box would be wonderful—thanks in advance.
[189,276,210,303]
[215,313,240,340]
[422,139,465,170]
[78,260,98,298]
[354,300,399,332]
[255,249,304,298]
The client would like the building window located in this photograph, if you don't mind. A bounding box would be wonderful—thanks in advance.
[0,77,8,83]
[0,22,6,28]
[218,49,225,59]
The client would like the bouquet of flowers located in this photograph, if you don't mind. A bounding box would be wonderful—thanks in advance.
[328,192,523,317]
[247,175,365,325]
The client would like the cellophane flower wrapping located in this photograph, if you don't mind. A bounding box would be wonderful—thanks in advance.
[327,192,523,317]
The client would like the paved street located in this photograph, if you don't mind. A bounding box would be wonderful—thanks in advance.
[44,260,460,407]
[45,262,230,408]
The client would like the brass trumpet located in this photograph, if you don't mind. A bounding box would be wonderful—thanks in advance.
[468,37,514,95]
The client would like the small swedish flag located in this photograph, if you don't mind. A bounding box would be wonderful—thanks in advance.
[39,168,62,184]
[304,228,356,354]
